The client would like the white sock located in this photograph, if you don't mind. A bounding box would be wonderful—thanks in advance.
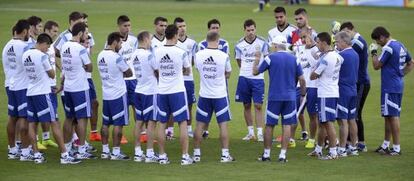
[102,144,110,153]
[382,140,390,149]
[182,153,190,158]
[36,135,40,141]
[349,146,356,151]
[9,146,17,153]
[222,148,229,157]
[329,147,337,156]
[135,146,143,156]
[112,147,120,155]
[187,126,193,133]
[248,126,254,135]
[257,127,263,135]
[168,127,174,134]
[279,149,287,159]
[315,145,322,153]
[64,142,72,152]
[159,153,167,159]
[72,133,78,142]
[289,138,295,142]
[141,130,147,134]
[146,149,154,157]
[263,148,271,158]
[91,130,98,133]
[194,148,201,156]
[78,144,87,154]
[393,144,400,152]
[61,152,69,158]
[43,132,50,140]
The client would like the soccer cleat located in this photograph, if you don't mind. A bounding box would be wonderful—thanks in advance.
[252,8,261,13]
[388,149,402,156]
[110,153,130,161]
[89,132,102,142]
[61,155,81,164]
[42,139,58,148]
[202,131,209,139]
[34,155,46,164]
[374,146,389,154]
[188,131,194,138]
[166,132,175,140]
[193,155,201,162]
[8,151,18,160]
[181,156,195,165]
[258,155,271,162]
[348,149,359,156]
[101,152,110,159]
[20,154,35,162]
[86,144,97,153]
[305,139,315,149]
[158,157,170,165]
[145,155,159,163]
[301,131,309,141]
[320,153,338,160]
[356,143,368,152]
[257,134,264,142]
[277,140,296,148]
[307,150,322,158]
[37,141,47,150]
[134,154,144,162]
[278,157,288,163]
[242,134,256,141]
[121,136,128,144]
[337,150,347,157]
[265,2,271,8]
[220,155,235,163]
[76,152,97,160]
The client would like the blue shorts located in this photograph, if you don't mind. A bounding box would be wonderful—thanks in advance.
[318,98,337,123]
[87,78,97,100]
[235,76,264,104]
[265,100,297,126]
[196,96,231,124]
[27,94,57,122]
[102,94,129,126]
[134,93,157,122]
[381,92,402,117]
[50,90,59,120]
[8,89,27,117]
[157,92,189,123]
[185,80,196,104]
[337,95,357,120]
[125,79,137,106]
[64,90,91,119]
[306,88,318,114]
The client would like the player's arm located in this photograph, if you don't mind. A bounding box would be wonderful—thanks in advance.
[182,52,191,76]
[369,43,383,70]
[42,55,55,79]
[225,56,232,79]
[80,49,93,72]
[297,63,306,96]
[55,57,62,72]
[310,59,327,80]
[235,46,242,68]
[253,52,268,76]
[404,59,414,75]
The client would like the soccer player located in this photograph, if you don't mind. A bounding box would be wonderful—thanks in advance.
[151,16,168,50]
[268,7,297,46]
[254,36,306,163]
[115,15,139,144]
[174,17,198,138]
[98,32,132,160]
[26,16,43,48]
[131,31,159,163]
[235,19,268,142]
[309,32,343,160]
[193,31,234,163]
[54,11,84,57]
[2,19,31,160]
[335,31,359,157]
[296,30,320,149]
[154,24,193,165]
[253,0,271,13]
[340,22,370,152]
[370,27,414,155]
[61,22,96,159]
[22,33,81,164]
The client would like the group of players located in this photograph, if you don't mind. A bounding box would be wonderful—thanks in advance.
[2,6,413,165]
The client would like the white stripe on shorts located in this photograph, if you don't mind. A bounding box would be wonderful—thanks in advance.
[197,107,208,117]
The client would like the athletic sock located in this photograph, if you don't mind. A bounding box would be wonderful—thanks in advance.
[102,144,110,153]
[112,147,120,155]
[248,126,254,136]
[194,148,201,156]
[392,144,401,152]
[222,148,229,157]
[257,127,263,136]
[279,149,287,159]
[42,132,50,140]
[382,140,390,149]
[135,146,143,156]
[263,148,271,158]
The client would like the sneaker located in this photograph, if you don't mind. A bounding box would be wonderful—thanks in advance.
[388,149,402,156]
[265,2,271,8]
[158,156,170,165]
[307,150,322,158]
[181,156,195,165]
[301,131,309,141]
[42,139,58,148]
[193,155,201,162]
[220,155,235,163]
[76,152,97,160]
[374,146,389,154]
[166,132,175,140]
[86,144,97,153]
[140,134,148,143]
[89,132,102,142]
[110,153,130,161]
[134,154,144,162]
[8,151,18,160]
[305,139,315,149]
[242,134,256,141]
[257,134,264,142]
[252,7,261,13]
[61,155,81,164]
[202,131,209,139]
[145,154,159,163]
[121,136,128,144]
[356,143,368,152]
[34,155,46,164]
[320,153,338,160]
[258,155,271,162]
[278,157,288,163]
[337,150,347,157]
[348,149,359,156]
[101,152,110,159]
[188,131,194,138]
[277,140,296,148]
[37,141,47,150]
[20,154,35,162]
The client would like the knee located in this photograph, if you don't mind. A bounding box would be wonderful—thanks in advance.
[254,104,262,111]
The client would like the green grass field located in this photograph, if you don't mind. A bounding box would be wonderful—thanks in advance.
[1,0,414,180]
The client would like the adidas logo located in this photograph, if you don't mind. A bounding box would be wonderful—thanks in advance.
[160,54,173,63]
[62,48,72,58]
[98,58,107,66]
[203,56,216,65]
[24,56,35,66]
[63,48,71,54]
[6,46,15,56]
[133,56,141,65]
